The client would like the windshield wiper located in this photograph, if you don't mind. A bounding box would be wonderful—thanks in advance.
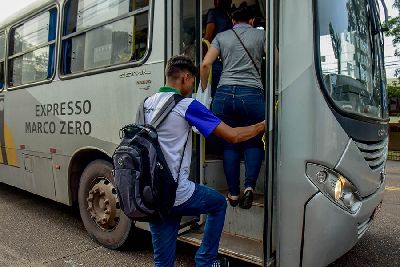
[379,0,389,32]
[368,0,380,35]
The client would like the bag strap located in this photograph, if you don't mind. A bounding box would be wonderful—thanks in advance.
[231,29,261,78]
[176,130,190,182]
[150,94,185,128]
[135,97,149,124]
[136,94,184,128]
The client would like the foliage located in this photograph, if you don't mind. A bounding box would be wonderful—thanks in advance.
[385,0,400,80]
[388,80,400,98]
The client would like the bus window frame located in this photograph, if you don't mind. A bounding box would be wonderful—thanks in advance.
[6,4,59,91]
[313,0,389,124]
[0,30,6,92]
[58,0,154,81]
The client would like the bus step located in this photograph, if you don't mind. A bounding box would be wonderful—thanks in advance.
[178,231,263,266]
[178,216,200,236]
[204,159,266,193]
[223,192,264,241]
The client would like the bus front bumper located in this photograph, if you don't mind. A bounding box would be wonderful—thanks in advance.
[300,183,385,267]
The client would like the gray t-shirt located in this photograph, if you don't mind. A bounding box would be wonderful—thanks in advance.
[211,23,265,90]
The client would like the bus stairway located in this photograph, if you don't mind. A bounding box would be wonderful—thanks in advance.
[178,192,264,266]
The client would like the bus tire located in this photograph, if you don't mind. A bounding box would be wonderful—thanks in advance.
[78,159,133,250]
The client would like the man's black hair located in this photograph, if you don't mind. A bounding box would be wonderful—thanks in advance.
[165,55,197,79]
[231,6,253,22]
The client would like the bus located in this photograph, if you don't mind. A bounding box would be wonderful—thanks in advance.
[0,0,388,266]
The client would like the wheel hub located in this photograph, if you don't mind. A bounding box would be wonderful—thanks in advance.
[86,178,120,230]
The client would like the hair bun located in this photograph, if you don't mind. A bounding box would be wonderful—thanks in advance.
[231,6,253,22]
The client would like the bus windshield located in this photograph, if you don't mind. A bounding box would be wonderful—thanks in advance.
[317,0,386,119]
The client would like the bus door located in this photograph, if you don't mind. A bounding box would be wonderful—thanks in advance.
[168,1,276,266]
[0,95,6,166]
[264,0,277,265]
[0,31,7,166]
[167,0,202,232]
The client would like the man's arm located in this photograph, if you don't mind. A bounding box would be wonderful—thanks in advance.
[200,47,219,91]
[213,121,265,144]
[204,23,216,42]
[183,99,265,143]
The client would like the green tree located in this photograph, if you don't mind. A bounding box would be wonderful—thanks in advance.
[388,80,400,98]
[386,0,400,81]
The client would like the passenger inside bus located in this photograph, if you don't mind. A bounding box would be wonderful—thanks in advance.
[201,6,266,209]
[204,0,232,98]
[179,1,267,260]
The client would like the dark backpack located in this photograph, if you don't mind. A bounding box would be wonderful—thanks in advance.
[112,94,187,222]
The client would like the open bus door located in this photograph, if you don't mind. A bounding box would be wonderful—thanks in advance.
[167,0,277,266]
[264,0,277,265]
[166,0,202,233]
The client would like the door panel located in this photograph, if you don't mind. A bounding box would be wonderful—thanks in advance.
[23,152,56,200]
[0,95,7,165]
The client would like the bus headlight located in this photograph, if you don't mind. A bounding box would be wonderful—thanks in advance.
[334,176,344,201]
[307,163,361,213]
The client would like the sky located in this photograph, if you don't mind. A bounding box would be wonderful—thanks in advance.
[0,0,399,78]
[0,0,37,24]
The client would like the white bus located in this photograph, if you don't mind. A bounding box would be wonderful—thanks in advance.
[0,0,388,266]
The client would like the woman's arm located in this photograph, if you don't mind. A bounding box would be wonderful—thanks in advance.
[200,47,219,91]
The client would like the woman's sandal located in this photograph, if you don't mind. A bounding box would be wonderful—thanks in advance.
[227,193,239,207]
[239,189,253,209]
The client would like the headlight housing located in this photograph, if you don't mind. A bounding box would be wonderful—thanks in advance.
[306,163,361,213]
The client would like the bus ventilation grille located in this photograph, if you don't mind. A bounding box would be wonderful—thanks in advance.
[357,217,372,239]
[354,138,388,171]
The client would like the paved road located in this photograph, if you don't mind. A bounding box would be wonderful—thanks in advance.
[0,161,399,267]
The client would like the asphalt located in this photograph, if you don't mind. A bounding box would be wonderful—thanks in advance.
[0,161,399,267]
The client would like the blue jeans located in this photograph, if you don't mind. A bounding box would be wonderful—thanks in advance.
[212,85,265,196]
[149,184,227,267]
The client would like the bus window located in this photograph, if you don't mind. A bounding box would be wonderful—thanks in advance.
[7,8,57,88]
[0,32,5,89]
[317,0,384,119]
[61,0,150,75]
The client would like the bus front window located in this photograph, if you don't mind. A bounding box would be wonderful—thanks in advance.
[317,0,385,119]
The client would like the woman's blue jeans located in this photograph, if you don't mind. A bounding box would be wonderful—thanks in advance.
[212,85,265,196]
[149,184,227,267]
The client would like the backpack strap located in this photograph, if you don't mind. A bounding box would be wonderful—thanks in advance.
[150,94,185,128]
[175,129,190,182]
[135,97,149,124]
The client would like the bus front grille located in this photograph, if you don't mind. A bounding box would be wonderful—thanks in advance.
[357,217,372,239]
[354,138,388,171]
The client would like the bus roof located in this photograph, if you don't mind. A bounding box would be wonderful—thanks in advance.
[0,0,60,30]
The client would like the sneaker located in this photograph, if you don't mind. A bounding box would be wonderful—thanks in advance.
[212,257,230,267]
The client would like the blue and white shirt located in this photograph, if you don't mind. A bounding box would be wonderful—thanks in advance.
[144,87,221,206]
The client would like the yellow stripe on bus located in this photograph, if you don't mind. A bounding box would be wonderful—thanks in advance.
[4,123,18,167]
[385,186,400,191]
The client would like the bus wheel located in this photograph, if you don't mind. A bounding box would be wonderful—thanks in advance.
[78,159,133,249]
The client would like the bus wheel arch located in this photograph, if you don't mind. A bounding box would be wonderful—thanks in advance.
[69,149,110,206]
[69,150,134,249]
